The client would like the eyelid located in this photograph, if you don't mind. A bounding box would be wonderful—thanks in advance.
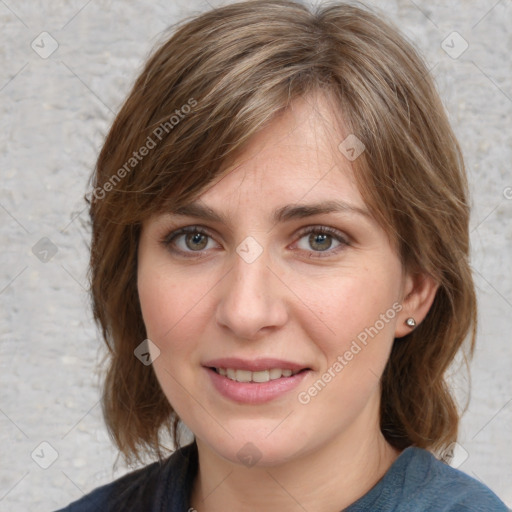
[294,225,350,245]
[161,225,215,246]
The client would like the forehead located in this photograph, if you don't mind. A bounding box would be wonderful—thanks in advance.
[193,92,365,215]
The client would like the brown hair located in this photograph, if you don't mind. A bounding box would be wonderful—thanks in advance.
[88,0,476,465]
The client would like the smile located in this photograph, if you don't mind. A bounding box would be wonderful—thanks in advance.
[213,367,303,383]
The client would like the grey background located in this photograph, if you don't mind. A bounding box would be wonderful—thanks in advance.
[0,0,511,510]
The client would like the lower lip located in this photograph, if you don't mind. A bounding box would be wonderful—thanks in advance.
[205,367,310,404]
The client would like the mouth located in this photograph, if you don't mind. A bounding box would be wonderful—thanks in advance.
[202,357,312,403]
[209,367,309,383]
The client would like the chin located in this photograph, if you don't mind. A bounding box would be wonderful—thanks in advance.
[197,428,305,468]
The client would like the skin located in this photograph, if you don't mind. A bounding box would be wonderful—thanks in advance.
[137,92,438,512]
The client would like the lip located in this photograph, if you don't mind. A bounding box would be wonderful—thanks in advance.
[203,357,308,372]
[203,358,311,405]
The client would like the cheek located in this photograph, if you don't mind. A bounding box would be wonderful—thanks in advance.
[294,273,400,421]
[137,260,217,355]
[137,264,204,406]
[290,264,401,350]
[137,271,175,341]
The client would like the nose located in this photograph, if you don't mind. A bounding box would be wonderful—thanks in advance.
[215,241,288,340]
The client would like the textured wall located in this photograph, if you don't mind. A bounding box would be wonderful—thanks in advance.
[0,0,510,510]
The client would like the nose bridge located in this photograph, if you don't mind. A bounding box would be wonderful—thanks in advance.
[215,236,287,339]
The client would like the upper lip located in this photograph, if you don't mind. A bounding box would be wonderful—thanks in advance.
[203,357,310,372]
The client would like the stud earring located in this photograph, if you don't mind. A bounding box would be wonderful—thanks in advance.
[405,317,416,328]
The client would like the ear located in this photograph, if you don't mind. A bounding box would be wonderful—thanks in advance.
[395,270,439,338]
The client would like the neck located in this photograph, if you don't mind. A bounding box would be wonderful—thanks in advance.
[189,411,401,512]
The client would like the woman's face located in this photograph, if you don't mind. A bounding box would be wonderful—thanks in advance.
[138,93,414,466]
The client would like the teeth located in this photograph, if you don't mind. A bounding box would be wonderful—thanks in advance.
[252,370,269,383]
[236,369,252,382]
[269,368,283,379]
[215,367,301,383]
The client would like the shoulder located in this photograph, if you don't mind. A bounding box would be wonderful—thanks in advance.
[347,446,509,512]
[54,459,165,512]
[54,442,198,512]
[393,446,508,511]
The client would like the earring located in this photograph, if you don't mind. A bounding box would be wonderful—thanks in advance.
[405,317,416,328]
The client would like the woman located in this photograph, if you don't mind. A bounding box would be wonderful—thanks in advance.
[57,0,508,510]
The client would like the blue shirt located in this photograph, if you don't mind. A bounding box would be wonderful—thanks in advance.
[56,441,508,511]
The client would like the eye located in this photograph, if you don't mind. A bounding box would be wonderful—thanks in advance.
[293,226,349,257]
[162,226,218,256]
[161,225,349,258]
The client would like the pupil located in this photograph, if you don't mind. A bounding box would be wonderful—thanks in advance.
[187,232,207,250]
[311,233,331,251]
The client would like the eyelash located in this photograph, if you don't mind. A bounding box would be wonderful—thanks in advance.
[160,225,350,259]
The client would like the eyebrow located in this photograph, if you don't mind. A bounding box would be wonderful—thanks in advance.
[170,199,372,224]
